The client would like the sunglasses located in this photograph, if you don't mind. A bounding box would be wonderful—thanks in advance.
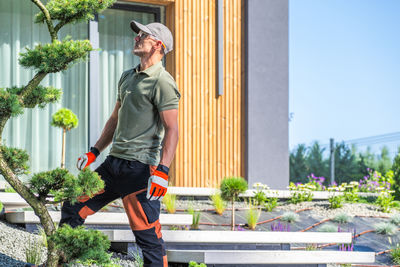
[136,31,166,51]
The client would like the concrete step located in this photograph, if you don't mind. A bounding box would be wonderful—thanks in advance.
[167,187,378,199]
[101,229,353,244]
[6,211,192,226]
[0,192,28,210]
[166,249,375,265]
[0,190,378,209]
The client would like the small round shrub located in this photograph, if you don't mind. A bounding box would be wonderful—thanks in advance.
[317,223,337,232]
[49,224,112,265]
[220,176,248,202]
[374,222,398,235]
[390,214,400,226]
[280,211,299,223]
[51,108,78,130]
[332,212,352,224]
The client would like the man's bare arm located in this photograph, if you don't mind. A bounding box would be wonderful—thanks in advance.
[94,101,121,152]
[159,109,179,168]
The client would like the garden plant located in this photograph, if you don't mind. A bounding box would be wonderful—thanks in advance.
[220,176,248,230]
[210,192,227,215]
[245,199,261,230]
[51,108,78,168]
[0,0,115,266]
[187,203,201,230]
[162,193,176,214]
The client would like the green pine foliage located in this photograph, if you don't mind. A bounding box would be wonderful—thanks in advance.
[0,145,29,175]
[29,168,104,204]
[8,86,62,108]
[35,0,115,26]
[0,201,3,211]
[19,38,93,73]
[29,168,74,199]
[0,88,24,117]
[49,224,112,265]
[0,86,61,118]
[220,176,248,202]
[189,261,207,267]
[51,108,78,130]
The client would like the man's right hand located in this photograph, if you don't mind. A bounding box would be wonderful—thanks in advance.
[76,147,100,170]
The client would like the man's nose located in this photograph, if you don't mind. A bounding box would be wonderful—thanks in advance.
[134,35,140,42]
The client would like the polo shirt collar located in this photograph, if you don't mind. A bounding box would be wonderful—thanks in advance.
[134,61,163,77]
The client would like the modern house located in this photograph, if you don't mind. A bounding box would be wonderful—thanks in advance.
[0,0,288,189]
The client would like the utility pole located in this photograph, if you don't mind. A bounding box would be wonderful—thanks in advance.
[330,138,335,185]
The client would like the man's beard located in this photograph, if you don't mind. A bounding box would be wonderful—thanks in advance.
[133,48,144,56]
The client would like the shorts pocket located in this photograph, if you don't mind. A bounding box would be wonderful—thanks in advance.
[136,191,160,224]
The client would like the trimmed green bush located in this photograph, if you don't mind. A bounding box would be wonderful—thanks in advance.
[1,145,29,175]
[7,86,62,108]
[49,224,112,265]
[220,176,248,231]
[29,168,104,204]
[220,177,248,201]
[19,38,93,73]
[51,108,78,130]
[189,261,207,267]
[35,0,115,25]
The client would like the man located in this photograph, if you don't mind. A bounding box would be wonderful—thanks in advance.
[60,20,180,267]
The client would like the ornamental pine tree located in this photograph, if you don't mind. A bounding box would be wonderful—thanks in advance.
[220,176,248,231]
[51,108,79,168]
[0,0,115,266]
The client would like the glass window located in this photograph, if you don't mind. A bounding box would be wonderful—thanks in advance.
[0,0,88,177]
[96,4,163,163]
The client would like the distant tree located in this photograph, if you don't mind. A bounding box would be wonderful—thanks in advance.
[357,147,376,169]
[391,147,400,201]
[376,146,392,175]
[334,142,359,184]
[289,144,309,183]
[306,141,329,182]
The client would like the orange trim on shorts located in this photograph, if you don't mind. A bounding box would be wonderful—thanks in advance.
[122,189,161,231]
[77,189,105,203]
[163,255,168,267]
[78,205,95,219]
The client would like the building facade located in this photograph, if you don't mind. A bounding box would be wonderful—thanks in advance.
[0,0,289,189]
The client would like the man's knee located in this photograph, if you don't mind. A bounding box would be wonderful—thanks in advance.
[59,201,86,228]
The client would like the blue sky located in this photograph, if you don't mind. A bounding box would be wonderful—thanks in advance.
[289,0,400,156]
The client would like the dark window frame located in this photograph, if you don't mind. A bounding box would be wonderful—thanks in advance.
[110,3,161,22]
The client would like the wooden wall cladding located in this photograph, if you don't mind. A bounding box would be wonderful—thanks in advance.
[127,0,244,187]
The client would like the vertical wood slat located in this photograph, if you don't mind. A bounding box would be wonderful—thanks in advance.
[128,0,243,187]
[171,0,243,187]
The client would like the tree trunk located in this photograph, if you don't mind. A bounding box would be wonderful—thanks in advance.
[0,155,60,266]
[61,128,66,168]
[231,198,235,231]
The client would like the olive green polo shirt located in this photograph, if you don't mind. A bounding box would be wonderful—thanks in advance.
[109,61,180,166]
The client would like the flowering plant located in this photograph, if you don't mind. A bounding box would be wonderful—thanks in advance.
[307,173,326,191]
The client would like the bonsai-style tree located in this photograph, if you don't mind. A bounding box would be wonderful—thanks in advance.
[0,0,115,266]
[220,176,248,231]
[51,108,78,168]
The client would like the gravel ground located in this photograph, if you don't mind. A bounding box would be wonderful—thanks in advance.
[166,198,400,219]
[1,198,398,266]
[0,219,139,267]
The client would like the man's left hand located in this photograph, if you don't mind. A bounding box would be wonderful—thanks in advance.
[147,165,169,201]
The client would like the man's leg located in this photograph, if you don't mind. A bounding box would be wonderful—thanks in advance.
[60,157,119,227]
[117,161,167,267]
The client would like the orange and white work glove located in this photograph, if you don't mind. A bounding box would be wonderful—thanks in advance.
[76,147,100,170]
[147,164,169,201]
